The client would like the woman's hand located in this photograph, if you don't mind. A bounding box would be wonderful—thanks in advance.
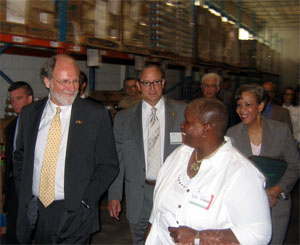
[168,226,239,245]
[266,185,283,208]
[168,226,196,244]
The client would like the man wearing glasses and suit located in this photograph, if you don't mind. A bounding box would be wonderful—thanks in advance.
[108,64,186,244]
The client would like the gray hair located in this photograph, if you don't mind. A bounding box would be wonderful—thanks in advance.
[201,73,222,88]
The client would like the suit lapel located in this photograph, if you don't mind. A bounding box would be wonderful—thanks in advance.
[164,98,181,161]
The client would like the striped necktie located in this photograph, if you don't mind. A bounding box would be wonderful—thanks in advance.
[147,107,161,180]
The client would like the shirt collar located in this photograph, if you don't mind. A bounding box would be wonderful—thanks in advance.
[47,96,72,114]
[142,96,165,113]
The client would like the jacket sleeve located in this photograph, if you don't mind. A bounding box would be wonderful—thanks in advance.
[108,112,125,201]
[82,109,119,206]
[277,125,300,194]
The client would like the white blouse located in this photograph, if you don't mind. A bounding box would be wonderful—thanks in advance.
[146,137,272,245]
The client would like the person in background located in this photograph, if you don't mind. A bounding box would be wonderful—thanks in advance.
[201,73,238,127]
[3,81,34,244]
[263,81,292,131]
[282,87,300,146]
[108,64,186,244]
[78,71,88,99]
[13,54,119,244]
[118,77,142,109]
[226,84,299,244]
[146,98,271,245]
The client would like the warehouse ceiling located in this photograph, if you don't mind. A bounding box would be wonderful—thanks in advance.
[231,0,300,30]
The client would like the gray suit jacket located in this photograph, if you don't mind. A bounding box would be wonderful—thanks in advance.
[226,117,299,194]
[108,97,186,223]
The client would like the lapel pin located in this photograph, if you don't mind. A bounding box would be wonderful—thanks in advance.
[172,112,176,117]
[76,120,83,124]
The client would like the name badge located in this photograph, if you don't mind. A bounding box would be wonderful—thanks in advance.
[189,191,214,210]
[170,132,182,145]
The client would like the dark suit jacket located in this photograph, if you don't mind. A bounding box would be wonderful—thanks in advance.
[226,117,299,194]
[13,97,119,243]
[263,103,292,131]
[108,97,186,223]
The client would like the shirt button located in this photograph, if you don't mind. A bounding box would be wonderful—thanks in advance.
[178,205,181,208]
[186,189,190,192]
[176,221,179,224]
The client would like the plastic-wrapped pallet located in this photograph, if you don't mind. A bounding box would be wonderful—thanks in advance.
[67,0,121,48]
[196,6,211,62]
[0,0,57,39]
[222,22,239,66]
[122,0,150,52]
[239,40,264,70]
[149,0,193,58]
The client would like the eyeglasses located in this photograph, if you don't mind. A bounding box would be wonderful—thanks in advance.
[140,80,162,87]
[202,84,217,89]
[55,79,80,86]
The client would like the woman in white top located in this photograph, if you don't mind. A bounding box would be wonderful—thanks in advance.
[227,84,300,244]
[145,98,272,245]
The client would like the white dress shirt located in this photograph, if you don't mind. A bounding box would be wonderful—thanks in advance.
[142,97,165,180]
[32,98,72,200]
[146,137,272,245]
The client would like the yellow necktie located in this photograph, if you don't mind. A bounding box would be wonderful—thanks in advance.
[39,107,62,207]
[147,107,161,180]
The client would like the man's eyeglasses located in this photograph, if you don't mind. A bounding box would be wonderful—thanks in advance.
[55,79,80,86]
[140,80,162,87]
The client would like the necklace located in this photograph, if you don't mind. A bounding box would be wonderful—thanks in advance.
[190,140,226,172]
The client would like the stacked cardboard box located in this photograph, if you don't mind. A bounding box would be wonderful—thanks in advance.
[67,0,121,48]
[196,7,211,62]
[222,22,239,66]
[174,1,193,58]
[149,0,176,55]
[239,40,264,70]
[0,0,57,39]
[208,11,222,62]
[122,0,149,52]
[196,6,223,63]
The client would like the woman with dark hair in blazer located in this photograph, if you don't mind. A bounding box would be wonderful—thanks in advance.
[226,84,299,245]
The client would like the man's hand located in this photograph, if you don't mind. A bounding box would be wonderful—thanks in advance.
[107,200,121,220]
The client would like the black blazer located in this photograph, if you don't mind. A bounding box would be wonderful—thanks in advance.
[13,97,119,243]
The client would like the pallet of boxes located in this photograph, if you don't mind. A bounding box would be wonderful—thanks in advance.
[0,0,57,40]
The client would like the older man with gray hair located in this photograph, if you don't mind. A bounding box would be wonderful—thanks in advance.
[201,73,238,127]
[201,73,221,99]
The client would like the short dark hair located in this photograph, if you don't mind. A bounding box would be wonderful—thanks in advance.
[79,71,88,84]
[139,64,165,81]
[8,81,34,97]
[235,84,269,105]
[123,77,137,88]
[187,98,228,136]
